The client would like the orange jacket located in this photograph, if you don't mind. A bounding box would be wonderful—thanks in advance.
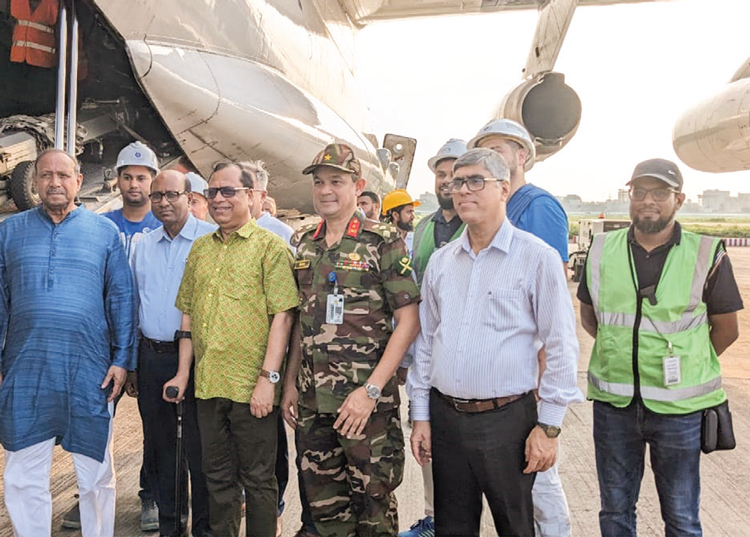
[10,0,59,68]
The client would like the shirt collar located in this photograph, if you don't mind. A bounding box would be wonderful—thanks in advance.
[432,209,461,225]
[627,221,682,250]
[36,204,82,225]
[156,214,205,243]
[212,219,257,242]
[457,217,513,256]
[312,211,363,241]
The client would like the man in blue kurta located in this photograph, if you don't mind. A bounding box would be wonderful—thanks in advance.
[0,149,136,537]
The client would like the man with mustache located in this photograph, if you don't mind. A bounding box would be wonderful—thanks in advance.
[0,149,136,537]
[577,158,742,536]
[132,170,215,537]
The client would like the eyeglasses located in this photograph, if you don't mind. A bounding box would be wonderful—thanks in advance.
[629,187,678,202]
[148,190,188,203]
[204,186,251,199]
[450,175,503,193]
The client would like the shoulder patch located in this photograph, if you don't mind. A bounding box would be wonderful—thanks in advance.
[291,221,320,247]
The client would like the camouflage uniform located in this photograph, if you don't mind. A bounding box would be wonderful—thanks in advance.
[293,210,420,537]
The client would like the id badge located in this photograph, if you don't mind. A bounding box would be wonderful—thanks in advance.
[326,294,344,324]
[662,355,682,386]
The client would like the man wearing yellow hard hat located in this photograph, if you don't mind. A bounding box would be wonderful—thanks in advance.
[382,189,420,254]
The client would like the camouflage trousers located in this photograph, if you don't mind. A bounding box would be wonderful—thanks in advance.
[296,406,404,537]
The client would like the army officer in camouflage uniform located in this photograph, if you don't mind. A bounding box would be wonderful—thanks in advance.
[281,144,421,537]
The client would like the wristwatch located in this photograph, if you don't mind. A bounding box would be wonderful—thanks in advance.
[174,330,192,340]
[260,369,281,384]
[538,423,562,438]
[364,383,382,400]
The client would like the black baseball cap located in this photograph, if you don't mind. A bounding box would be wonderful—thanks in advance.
[628,158,683,191]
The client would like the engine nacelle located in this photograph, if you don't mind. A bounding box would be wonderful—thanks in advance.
[673,78,750,173]
[498,72,581,162]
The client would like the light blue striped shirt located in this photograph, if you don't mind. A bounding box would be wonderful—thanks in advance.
[408,218,583,426]
[132,214,217,342]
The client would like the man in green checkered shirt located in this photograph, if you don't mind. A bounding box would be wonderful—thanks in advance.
[166,161,299,537]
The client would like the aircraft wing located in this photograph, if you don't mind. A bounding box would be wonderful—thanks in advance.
[343,0,668,25]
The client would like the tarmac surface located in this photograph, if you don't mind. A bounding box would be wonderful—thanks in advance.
[1,248,750,536]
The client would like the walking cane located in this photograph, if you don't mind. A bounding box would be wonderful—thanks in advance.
[166,386,185,537]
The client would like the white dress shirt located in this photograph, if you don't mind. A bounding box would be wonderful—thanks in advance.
[408,218,583,426]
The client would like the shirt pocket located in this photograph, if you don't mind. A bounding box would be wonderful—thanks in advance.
[484,288,525,332]
[342,287,371,316]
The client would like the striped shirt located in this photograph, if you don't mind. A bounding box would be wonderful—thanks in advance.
[408,218,583,426]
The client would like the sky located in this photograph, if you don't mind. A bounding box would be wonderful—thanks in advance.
[354,0,750,204]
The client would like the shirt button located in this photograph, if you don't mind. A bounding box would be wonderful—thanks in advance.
[208,293,212,298]
[215,268,220,272]
[202,323,207,328]
[223,245,228,250]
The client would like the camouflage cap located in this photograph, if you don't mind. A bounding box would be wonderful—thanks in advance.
[302,143,362,177]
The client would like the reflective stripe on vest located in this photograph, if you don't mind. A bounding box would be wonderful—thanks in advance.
[12,40,55,53]
[588,371,722,402]
[16,19,54,33]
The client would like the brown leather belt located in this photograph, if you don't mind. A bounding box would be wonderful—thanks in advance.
[435,388,526,413]
[141,336,177,354]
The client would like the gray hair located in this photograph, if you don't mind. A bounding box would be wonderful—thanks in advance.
[453,148,510,182]
[34,148,81,176]
[238,159,269,191]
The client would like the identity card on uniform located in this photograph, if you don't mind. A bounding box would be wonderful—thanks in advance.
[663,355,681,386]
[326,294,344,324]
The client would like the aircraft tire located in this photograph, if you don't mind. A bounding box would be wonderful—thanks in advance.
[10,160,40,211]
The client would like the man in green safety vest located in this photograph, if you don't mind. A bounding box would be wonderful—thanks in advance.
[577,158,743,536]
[412,139,467,286]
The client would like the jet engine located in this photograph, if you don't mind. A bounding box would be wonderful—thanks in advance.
[673,77,750,173]
[497,71,581,162]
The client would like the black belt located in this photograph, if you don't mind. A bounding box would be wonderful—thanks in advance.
[141,336,177,354]
[434,388,527,413]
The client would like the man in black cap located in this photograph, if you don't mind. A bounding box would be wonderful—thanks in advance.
[577,158,743,536]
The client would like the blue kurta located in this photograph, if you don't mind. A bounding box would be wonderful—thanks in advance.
[0,206,136,462]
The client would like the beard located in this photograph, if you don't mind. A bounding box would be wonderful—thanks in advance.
[437,194,454,210]
[396,219,414,233]
[632,205,677,235]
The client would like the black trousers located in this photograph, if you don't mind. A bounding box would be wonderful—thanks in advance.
[138,341,210,536]
[197,397,278,537]
[430,389,537,537]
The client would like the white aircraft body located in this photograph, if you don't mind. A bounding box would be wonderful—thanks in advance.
[0,0,660,213]
[674,54,750,174]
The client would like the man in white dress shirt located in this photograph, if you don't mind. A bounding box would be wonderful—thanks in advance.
[408,148,582,536]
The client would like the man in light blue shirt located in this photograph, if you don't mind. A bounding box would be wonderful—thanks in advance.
[131,170,216,537]
[408,149,582,537]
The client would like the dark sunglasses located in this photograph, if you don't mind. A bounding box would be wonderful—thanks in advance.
[204,186,251,199]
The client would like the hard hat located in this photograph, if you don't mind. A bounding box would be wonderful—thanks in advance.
[115,141,159,175]
[382,189,420,215]
[186,172,208,196]
[427,138,467,172]
[467,119,536,171]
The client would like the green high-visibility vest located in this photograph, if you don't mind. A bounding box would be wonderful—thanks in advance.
[412,213,465,287]
[586,228,726,414]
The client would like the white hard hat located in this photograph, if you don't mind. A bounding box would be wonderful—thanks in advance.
[186,172,208,196]
[428,138,467,172]
[467,119,536,171]
[115,141,159,175]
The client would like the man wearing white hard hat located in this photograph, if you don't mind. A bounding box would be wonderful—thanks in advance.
[187,172,210,221]
[101,141,161,531]
[468,119,572,537]
[102,141,161,261]
[412,138,467,286]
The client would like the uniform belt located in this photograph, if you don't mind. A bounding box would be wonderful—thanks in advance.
[435,388,526,413]
[141,336,177,354]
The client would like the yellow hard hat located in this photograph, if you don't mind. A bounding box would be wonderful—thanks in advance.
[382,189,420,215]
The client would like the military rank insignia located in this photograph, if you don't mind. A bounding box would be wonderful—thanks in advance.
[294,259,311,270]
[398,256,413,276]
